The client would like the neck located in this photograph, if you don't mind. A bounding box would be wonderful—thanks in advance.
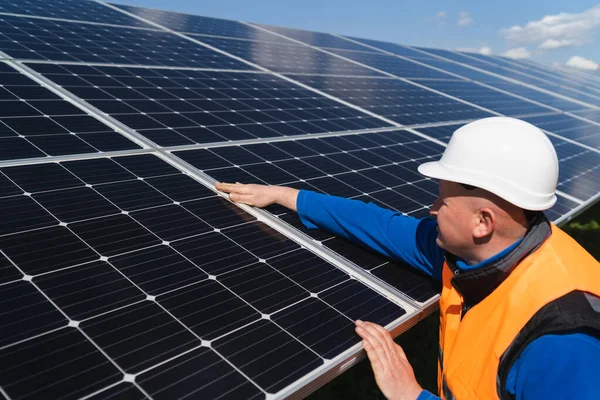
[463,231,527,265]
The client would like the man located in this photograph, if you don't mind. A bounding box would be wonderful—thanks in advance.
[216,117,600,400]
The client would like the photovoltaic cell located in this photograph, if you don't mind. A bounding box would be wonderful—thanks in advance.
[0,0,152,27]
[0,62,139,160]
[287,75,493,124]
[192,35,384,76]
[412,79,552,116]
[0,154,410,399]
[256,24,372,51]
[2,2,598,399]
[173,130,442,301]
[347,37,438,60]
[417,47,600,107]
[112,3,288,42]
[30,63,388,146]
[522,113,600,149]
[327,49,458,79]
[0,14,253,69]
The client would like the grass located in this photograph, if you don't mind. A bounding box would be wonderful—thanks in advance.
[307,201,600,399]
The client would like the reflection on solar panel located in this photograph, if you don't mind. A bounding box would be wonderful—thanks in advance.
[194,36,384,76]
[0,0,151,26]
[1,1,599,399]
[288,75,493,124]
[0,15,253,69]
[411,80,552,116]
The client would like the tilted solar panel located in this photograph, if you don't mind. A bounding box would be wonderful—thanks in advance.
[28,63,390,146]
[0,61,139,160]
[1,1,599,399]
[0,154,414,399]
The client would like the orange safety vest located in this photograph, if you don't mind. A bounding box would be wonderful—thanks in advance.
[438,218,600,400]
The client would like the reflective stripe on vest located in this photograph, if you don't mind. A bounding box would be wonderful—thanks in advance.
[438,224,600,400]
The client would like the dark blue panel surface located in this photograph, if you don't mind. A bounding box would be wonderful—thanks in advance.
[417,47,600,107]
[329,49,458,79]
[0,0,151,27]
[0,62,138,160]
[30,63,388,146]
[1,154,408,399]
[175,131,443,302]
[523,114,600,149]
[287,75,493,125]
[348,38,438,60]
[413,80,551,116]
[112,3,286,42]
[193,35,384,76]
[257,24,371,51]
[0,14,253,70]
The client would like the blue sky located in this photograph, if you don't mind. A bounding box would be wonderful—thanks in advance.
[113,0,600,70]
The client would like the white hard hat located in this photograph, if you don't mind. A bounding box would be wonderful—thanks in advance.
[418,117,559,210]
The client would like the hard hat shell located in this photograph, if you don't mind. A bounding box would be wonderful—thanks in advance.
[417,117,559,210]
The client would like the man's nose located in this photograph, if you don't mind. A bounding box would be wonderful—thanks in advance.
[429,197,441,216]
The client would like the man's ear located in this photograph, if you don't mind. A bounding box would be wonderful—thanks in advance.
[473,207,496,239]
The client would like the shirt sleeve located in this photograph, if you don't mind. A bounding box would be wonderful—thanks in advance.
[506,333,600,400]
[417,390,441,400]
[296,190,445,280]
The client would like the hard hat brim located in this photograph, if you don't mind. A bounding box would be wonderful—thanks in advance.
[417,161,557,211]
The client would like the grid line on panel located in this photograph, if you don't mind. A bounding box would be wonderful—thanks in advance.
[0,11,160,31]
[0,60,142,162]
[27,62,390,147]
[454,51,600,103]
[412,47,600,110]
[0,0,153,27]
[0,153,412,400]
[0,13,253,70]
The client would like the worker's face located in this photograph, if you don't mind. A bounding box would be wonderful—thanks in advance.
[429,180,479,255]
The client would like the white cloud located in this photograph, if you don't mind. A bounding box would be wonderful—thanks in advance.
[502,47,531,59]
[500,5,600,51]
[566,55,599,70]
[538,38,577,50]
[426,10,447,25]
[457,46,492,55]
[458,12,473,27]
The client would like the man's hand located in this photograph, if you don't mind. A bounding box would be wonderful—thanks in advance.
[215,182,299,211]
[355,320,423,400]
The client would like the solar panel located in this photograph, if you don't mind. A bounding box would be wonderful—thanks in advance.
[287,75,493,124]
[0,61,140,160]
[410,79,553,116]
[29,63,390,146]
[255,24,374,52]
[0,14,252,69]
[0,0,152,27]
[0,154,414,399]
[112,3,288,42]
[172,130,442,302]
[1,1,599,399]
[416,47,600,107]
[193,36,384,76]
[326,49,459,79]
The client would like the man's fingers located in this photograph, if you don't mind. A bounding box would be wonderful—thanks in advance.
[359,322,394,358]
[229,192,254,205]
[356,322,393,367]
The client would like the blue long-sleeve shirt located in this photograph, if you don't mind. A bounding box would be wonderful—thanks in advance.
[296,190,600,400]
